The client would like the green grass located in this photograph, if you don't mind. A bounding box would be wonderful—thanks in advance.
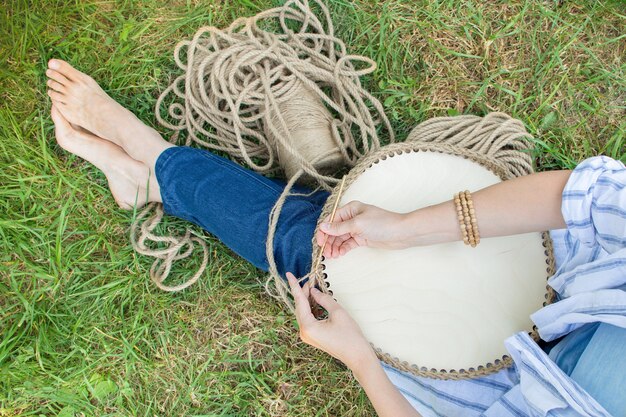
[1,0,624,416]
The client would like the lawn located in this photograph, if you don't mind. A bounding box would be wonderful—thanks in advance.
[1,0,624,416]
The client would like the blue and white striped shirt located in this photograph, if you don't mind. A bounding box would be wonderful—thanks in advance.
[384,156,626,417]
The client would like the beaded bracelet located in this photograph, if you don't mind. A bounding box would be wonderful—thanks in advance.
[454,192,469,245]
[454,190,480,247]
[466,191,480,246]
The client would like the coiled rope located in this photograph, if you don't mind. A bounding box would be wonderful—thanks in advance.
[131,0,393,301]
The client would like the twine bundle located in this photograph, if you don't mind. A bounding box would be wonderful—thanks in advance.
[131,0,393,296]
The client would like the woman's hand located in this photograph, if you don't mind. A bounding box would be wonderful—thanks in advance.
[315,201,415,258]
[287,272,376,370]
[287,272,423,417]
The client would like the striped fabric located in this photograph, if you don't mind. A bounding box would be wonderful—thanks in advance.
[384,156,626,417]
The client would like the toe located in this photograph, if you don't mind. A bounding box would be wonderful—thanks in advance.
[51,105,72,135]
[46,69,70,85]
[47,89,65,103]
[47,79,65,93]
[116,200,132,210]
[51,106,83,154]
[48,59,84,82]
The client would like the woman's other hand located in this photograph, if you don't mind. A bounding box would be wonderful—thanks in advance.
[315,201,413,258]
[287,272,423,417]
[287,272,376,370]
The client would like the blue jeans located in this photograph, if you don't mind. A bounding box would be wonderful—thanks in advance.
[155,146,329,278]
[154,146,626,416]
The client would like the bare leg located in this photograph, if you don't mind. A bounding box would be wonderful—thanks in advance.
[45,59,173,172]
[51,105,162,209]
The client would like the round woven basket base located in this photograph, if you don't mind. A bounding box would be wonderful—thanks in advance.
[315,143,556,380]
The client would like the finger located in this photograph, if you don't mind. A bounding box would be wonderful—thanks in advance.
[315,222,344,247]
[330,236,341,258]
[316,227,336,250]
[324,236,336,258]
[315,228,325,247]
[339,235,353,255]
[320,201,365,237]
[333,234,356,258]
[321,234,334,258]
[327,234,348,257]
[310,287,340,314]
[316,211,340,246]
[330,234,351,258]
[302,280,312,299]
[286,273,315,323]
[335,201,363,221]
[342,239,359,254]
[319,230,351,258]
[320,218,357,237]
[316,214,333,247]
[286,272,305,300]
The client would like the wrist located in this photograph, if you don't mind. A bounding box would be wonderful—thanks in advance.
[350,349,383,384]
[404,201,460,246]
[346,345,379,377]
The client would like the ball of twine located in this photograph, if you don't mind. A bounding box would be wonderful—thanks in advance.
[132,0,393,301]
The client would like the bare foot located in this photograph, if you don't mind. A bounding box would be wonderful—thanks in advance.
[46,59,172,170]
[51,105,162,209]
